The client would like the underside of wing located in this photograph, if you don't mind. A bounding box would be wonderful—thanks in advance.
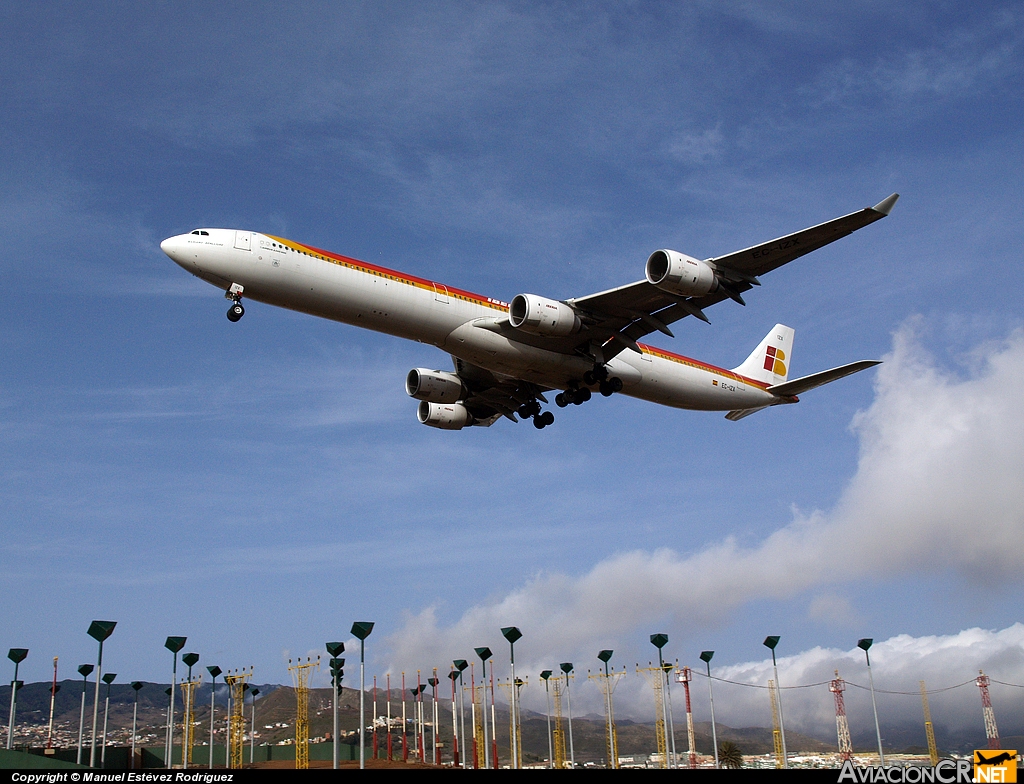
[507,194,898,365]
[452,356,550,424]
[708,193,899,278]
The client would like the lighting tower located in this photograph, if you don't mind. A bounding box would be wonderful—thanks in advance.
[429,675,441,765]
[101,673,116,768]
[474,647,493,768]
[288,656,320,769]
[768,679,784,769]
[351,621,374,770]
[501,626,523,770]
[540,670,554,769]
[830,670,853,762]
[497,675,528,768]
[130,682,144,769]
[248,688,260,765]
[550,673,567,769]
[88,621,117,768]
[763,636,788,769]
[163,635,185,767]
[700,651,719,769]
[223,668,252,769]
[650,634,676,768]
[181,652,200,768]
[675,665,697,769]
[560,662,576,768]
[976,671,1000,749]
[588,650,623,769]
[858,638,884,766]
[920,681,939,765]
[636,661,669,768]
[7,648,27,750]
[206,666,221,770]
[76,664,94,765]
[452,659,468,767]
[326,642,345,770]
[46,657,59,751]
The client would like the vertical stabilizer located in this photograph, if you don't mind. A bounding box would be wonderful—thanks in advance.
[733,324,795,385]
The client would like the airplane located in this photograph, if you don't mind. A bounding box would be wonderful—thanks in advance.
[161,193,898,430]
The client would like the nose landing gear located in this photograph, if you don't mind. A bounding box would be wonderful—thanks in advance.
[225,283,245,322]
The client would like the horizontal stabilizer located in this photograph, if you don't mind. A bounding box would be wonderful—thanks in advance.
[767,360,881,397]
[725,406,770,421]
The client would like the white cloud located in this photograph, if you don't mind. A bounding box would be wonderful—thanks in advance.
[666,126,725,166]
[702,625,1024,740]
[382,321,1024,728]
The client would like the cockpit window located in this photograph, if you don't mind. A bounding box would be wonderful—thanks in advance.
[190,230,210,236]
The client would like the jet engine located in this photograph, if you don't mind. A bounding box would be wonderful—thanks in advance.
[417,401,472,430]
[508,294,581,336]
[645,250,718,298]
[406,368,464,404]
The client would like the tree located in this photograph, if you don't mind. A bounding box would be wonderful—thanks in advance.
[719,741,744,769]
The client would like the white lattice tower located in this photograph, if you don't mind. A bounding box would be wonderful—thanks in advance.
[637,665,668,768]
[920,681,939,765]
[829,670,853,762]
[675,666,697,769]
[224,669,252,769]
[976,671,1000,749]
[769,680,784,769]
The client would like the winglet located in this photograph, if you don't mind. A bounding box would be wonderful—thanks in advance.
[872,193,899,216]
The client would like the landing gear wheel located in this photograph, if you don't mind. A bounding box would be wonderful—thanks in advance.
[227,303,245,322]
[609,376,623,392]
[519,401,542,419]
[599,380,614,397]
[583,370,596,385]
[555,393,569,408]
[533,415,546,429]
[593,365,609,382]
[575,387,591,403]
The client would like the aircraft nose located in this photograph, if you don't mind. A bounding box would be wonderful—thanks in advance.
[161,234,190,267]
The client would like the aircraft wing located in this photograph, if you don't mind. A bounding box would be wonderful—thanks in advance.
[451,356,550,424]
[553,194,898,361]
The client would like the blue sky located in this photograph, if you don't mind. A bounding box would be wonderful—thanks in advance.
[2,2,1022,735]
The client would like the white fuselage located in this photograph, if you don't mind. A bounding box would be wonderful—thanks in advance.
[160,229,777,412]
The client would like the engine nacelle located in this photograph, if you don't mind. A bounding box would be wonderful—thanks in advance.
[645,249,718,298]
[508,294,581,337]
[405,368,464,404]
[417,401,472,430]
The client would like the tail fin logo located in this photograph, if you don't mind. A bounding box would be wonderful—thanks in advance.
[763,345,787,376]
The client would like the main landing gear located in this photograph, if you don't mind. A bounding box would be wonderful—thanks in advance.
[582,364,623,397]
[517,400,555,429]
[225,283,245,322]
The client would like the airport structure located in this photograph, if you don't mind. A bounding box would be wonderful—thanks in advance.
[1,619,1021,770]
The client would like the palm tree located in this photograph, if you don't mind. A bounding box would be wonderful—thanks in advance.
[719,741,744,769]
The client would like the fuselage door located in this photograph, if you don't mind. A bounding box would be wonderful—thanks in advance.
[234,231,252,251]
[433,283,449,304]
